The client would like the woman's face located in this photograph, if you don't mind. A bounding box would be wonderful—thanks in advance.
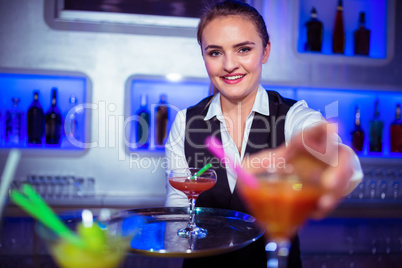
[201,15,270,102]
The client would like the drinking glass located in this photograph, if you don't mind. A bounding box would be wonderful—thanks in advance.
[36,213,143,268]
[237,166,324,268]
[168,168,217,238]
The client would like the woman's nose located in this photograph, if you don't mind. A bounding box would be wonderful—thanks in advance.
[223,54,239,72]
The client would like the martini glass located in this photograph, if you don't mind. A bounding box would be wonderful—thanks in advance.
[168,168,217,238]
[237,166,324,268]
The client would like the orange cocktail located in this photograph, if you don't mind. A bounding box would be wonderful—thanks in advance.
[168,168,217,238]
[240,178,321,242]
[238,167,324,268]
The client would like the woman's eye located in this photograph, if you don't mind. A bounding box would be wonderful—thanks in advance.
[208,51,221,57]
[239,47,251,53]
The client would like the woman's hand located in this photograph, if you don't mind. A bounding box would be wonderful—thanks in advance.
[242,123,363,219]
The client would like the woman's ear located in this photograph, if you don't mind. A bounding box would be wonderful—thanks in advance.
[262,41,271,64]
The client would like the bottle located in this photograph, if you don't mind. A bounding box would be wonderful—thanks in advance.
[155,94,169,147]
[332,0,345,54]
[354,12,370,56]
[27,91,44,144]
[305,7,323,52]
[65,95,80,142]
[390,104,402,153]
[135,94,150,148]
[369,99,383,152]
[5,98,23,145]
[351,106,364,152]
[45,88,62,145]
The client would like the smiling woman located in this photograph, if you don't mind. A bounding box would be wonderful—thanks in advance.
[164,1,303,267]
[164,1,362,268]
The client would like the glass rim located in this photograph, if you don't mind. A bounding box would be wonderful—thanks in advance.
[168,167,217,177]
[255,164,323,184]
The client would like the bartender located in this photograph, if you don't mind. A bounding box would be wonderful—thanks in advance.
[165,1,363,267]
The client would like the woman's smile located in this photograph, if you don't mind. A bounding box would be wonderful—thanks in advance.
[221,73,246,84]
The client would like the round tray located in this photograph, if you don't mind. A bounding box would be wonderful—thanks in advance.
[107,207,264,258]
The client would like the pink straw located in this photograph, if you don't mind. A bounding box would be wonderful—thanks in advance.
[205,136,259,189]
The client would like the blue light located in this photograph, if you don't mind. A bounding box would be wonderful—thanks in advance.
[267,259,278,268]
[295,87,402,157]
[298,0,387,58]
[129,77,402,159]
[130,221,166,251]
[0,72,87,150]
[265,241,277,251]
[130,78,210,150]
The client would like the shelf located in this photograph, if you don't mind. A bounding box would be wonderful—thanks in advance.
[332,202,402,218]
[293,86,402,157]
[124,75,402,158]
[295,0,395,64]
[125,75,210,152]
[0,69,91,155]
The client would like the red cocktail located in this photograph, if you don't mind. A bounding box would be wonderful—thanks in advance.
[168,168,217,238]
[169,177,216,199]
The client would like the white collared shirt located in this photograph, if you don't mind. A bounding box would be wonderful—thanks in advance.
[164,85,363,207]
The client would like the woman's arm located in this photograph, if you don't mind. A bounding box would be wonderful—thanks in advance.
[164,109,190,207]
[243,101,363,218]
[286,101,363,217]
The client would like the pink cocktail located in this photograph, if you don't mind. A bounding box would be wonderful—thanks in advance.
[168,168,217,238]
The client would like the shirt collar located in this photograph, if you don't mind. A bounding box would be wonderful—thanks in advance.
[204,84,269,121]
[205,93,222,121]
[253,85,270,116]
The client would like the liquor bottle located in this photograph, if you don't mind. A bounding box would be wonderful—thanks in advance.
[354,12,370,56]
[351,106,364,152]
[27,91,44,144]
[305,7,323,52]
[65,95,80,142]
[332,0,345,54]
[135,94,150,148]
[390,104,402,153]
[369,99,383,152]
[45,88,62,145]
[155,94,168,147]
[5,98,23,145]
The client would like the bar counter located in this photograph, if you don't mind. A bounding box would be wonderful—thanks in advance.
[2,199,402,268]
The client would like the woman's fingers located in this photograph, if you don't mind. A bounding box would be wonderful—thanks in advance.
[242,123,338,178]
[311,145,355,218]
[285,123,338,166]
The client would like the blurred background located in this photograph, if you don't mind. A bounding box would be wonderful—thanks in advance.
[0,0,401,267]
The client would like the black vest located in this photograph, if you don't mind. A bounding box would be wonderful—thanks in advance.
[182,91,302,268]
[185,90,296,212]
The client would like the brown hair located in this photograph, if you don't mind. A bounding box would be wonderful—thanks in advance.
[197,0,270,48]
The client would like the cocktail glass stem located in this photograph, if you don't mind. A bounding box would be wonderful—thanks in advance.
[187,198,197,231]
[177,198,207,238]
[266,240,290,268]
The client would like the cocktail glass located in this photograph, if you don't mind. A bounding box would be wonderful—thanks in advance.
[238,166,324,268]
[168,168,217,238]
[36,213,143,268]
